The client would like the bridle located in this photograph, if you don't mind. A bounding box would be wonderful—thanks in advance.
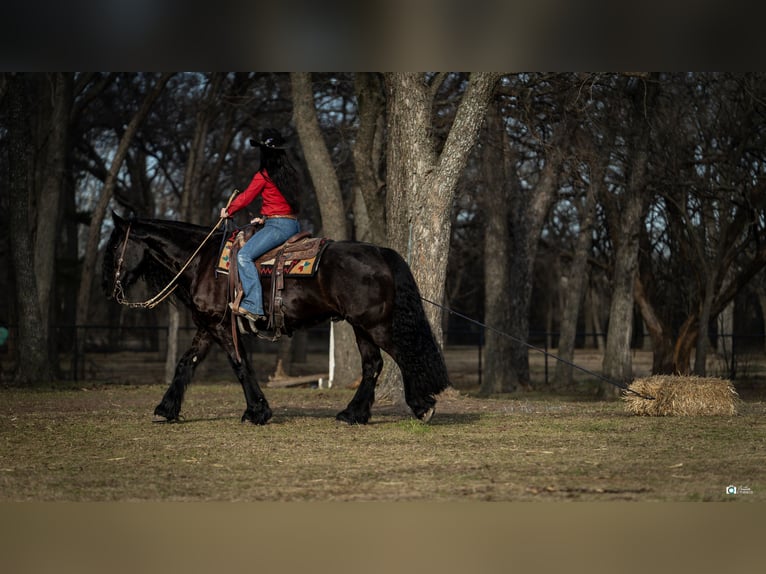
[111,222,177,309]
[111,191,236,310]
[111,219,223,309]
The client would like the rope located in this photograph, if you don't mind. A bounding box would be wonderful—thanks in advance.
[420,297,655,400]
[113,190,238,310]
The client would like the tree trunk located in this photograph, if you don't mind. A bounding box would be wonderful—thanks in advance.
[480,100,514,394]
[34,73,73,374]
[6,74,52,384]
[717,300,734,357]
[379,72,499,402]
[674,317,698,374]
[291,72,358,389]
[351,73,386,246]
[585,286,606,351]
[507,143,563,389]
[385,73,500,311]
[553,173,597,389]
[693,277,716,375]
[601,78,658,395]
[634,276,675,373]
[601,186,644,392]
[180,73,224,225]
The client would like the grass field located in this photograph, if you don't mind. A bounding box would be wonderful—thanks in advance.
[1,379,763,501]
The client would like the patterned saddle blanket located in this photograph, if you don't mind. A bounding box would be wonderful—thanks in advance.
[216,230,330,279]
[255,234,330,278]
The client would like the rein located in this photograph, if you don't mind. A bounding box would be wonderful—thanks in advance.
[112,217,226,309]
[112,191,237,309]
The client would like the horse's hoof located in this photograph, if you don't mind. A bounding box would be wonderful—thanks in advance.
[241,408,272,425]
[152,414,178,423]
[335,410,369,425]
[417,407,435,424]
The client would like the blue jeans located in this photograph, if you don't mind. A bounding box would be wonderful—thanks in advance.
[237,217,301,315]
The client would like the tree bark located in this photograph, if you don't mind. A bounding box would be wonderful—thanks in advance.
[291,73,349,239]
[480,99,514,394]
[553,169,598,389]
[6,74,52,384]
[634,276,675,373]
[351,73,386,246]
[291,72,358,389]
[601,184,645,391]
[506,139,564,389]
[601,77,658,395]
[717,301,734,357]
[34,74,72,305]
[379,72,500,401]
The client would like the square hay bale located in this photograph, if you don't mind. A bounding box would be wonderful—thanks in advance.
[623,375,740,416]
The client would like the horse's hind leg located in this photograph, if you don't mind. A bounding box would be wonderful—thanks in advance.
[336,328,383,425]
[154,328,212,422]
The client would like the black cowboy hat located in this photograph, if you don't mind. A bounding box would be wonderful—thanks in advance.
[250,128,286,150]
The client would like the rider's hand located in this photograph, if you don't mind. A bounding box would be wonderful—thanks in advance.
[251,216,265,225]
[220,207,229,219]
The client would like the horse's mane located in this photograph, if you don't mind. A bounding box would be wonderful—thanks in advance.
[142,218,213,237]
[102,217,221,299]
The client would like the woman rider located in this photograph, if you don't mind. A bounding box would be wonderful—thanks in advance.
[220,128,301,323]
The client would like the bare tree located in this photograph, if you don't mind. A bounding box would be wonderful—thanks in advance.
[553,154,599,389]
[601,75,659,393]
[74,73,172,361]
[379,72,499,400]
[632,73,766,375]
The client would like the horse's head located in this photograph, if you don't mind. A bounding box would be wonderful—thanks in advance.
[102,212,150,301]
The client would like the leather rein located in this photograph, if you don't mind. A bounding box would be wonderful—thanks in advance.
[111,218,224,309]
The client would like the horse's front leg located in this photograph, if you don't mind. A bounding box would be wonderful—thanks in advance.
[154,328,212,422]
[216,326,272,425]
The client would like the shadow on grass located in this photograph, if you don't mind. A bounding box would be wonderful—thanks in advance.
[156,408,483,426]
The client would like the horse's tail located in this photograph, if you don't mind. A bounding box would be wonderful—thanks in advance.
[382,248,450,416]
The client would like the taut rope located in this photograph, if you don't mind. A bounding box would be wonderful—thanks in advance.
[421,297,655,400]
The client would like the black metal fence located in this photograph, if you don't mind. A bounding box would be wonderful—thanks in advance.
[1,323,764,385]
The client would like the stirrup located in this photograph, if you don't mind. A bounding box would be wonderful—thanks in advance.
[228,302,266,323]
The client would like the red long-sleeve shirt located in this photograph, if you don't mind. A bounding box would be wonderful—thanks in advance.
[227,170,294,217]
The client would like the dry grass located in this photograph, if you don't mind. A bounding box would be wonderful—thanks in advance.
[1,383,764,501]
[624,375,741,416]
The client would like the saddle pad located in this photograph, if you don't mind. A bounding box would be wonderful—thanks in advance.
[215,235,236,275]
[257,238,330,278]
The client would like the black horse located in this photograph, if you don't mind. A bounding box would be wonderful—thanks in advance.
[102,213,450,425]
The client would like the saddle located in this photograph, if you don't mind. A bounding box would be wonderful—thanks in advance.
[221,227,331,342]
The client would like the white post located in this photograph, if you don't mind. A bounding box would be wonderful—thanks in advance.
[326,322,335,389]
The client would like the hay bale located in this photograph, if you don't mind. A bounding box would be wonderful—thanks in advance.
[623,375,740,416]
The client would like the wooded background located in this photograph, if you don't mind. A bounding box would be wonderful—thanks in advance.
[3,72,766,397]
